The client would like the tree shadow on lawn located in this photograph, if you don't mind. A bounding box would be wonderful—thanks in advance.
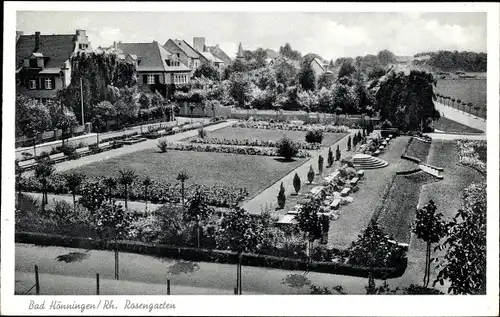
[167,260,200,275]
[55,250,91,263]
[274,157,300,163]
[281,273,312,289]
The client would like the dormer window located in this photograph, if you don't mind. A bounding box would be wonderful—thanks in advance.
[79,43,88,50]
[29,58,38,68]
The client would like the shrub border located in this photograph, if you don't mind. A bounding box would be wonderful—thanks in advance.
[16,231,407,279]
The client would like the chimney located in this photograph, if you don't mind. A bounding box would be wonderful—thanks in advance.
[193,37,205,52]
[114,41,117,51]
[34,31,40,52]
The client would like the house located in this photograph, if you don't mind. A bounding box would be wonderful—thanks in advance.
[192,37,225,70]
[163,39,208,73]
[310,57,326,81]
[205,44,232,66]
[15,29,93,102]
[110,41,192,98]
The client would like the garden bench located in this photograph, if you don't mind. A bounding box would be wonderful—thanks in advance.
[293,204,302,212]
[276,214,297,226]
[373,150,381,156]
[340,188,351,197]
[385,137,391,142]
[76,147,91,156]
[382,141,388,146]
[388,134,393,139]
[319,209,335,219]
[286,209,299,216]
[357,170,365,178]
[310,186,325,197]
[350,177,359,186]
[378,145,385,150]
[19,158,37,170]
[49,153,66,163]
[99,142,111,150]
[330,199,341,210]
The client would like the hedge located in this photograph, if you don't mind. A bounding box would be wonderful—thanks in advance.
[16,231,407,279]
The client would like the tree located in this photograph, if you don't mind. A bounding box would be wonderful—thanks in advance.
[278,43,302,60]
[338,61,357,79]
[94,201,134,280]
[229,72,253,108]
[413,200,446,287]
[318,155,324,175]
[15,95,52,156]
[317,72,336,90]
[327,147,334,167]
[103,176,118,203]
[347,136,352,151]
[336,145,341,161]
[46,100,78,145]
[277,182,286,209]
[295,198,328,259]
[93,100,117,132]
[118,169,137,210]
[434,182,486,294]
[332,83,359,115]
[15,160,23,205]
[298,58,316,91]
[64,172,86,212]
[79,180,107,213]
[184,188,214,248]
[377,50,397,66]
[142,176,152,212]
[193,63,220,81]
[274,61,298,88]
[176,172,190,206]
[215,207,263,294]
[348,220,406,272]
[276,136,299,161]
[34,159,55,211]
[138,93,151,109]
[307,165,315,184]
[376,70,440,131]
[293,173,301,195]
[353,133,358,147]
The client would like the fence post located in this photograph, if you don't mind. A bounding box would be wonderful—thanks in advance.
[167,279,171,295]
[234,287,238,295]
[34,265,40,295]
[96,273,100,295]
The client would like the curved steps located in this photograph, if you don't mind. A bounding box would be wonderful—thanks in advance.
[352,154,388,169]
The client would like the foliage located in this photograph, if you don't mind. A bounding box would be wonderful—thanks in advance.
[317,72,336,90]
[298,57,316,91]
[335,145,341,161]
[274,61,298,88]
[332,83,359,115]
[193,63,220,81]
[318,155,324,175]
[229,72,253,108]
[338,61,357,79]
[276,136,300,160]
[277,182,286,209]
[456,140,487,175]
[295,198,328,243]
[15,94,52,137]
[327,147,334,167]
[94,201,135,240]
[189,137,320,150]
[214,207,263,253]
[376,70,440,131]
[433,182,486,294]
[293,172,301,194]
[305,129,324,144]
[278,43,302,60]
[347,136,352,151]
[310,285,347,295]
[157,139,168,153]
[307,165,315,184]
[79,180,107,213]
[184,188,214,225]
[415,50,487,72]
[197,127,208,139]
[377,50,397,66]
[347,220,406,269]
[234,121,349,133]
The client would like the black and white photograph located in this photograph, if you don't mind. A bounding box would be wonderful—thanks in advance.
[1,2,499,316]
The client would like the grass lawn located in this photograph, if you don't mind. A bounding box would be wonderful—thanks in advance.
[405,138,432,162]
[432,117,483,134]
[186,127,347,147]
[68,148,306,200]
[375,172,440,244]
[327,136,416,249]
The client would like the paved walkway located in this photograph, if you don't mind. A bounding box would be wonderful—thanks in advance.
[15,117,204,160]
[23,120,236,176]
[434,102,486,132]
[241,131,358,215]
[426,132,486,140]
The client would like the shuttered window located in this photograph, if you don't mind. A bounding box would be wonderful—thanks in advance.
[45,78,52,89]
[29,78,36,90]
[147,75,155,84]
[154,75,159,84]
[143,75,148,84]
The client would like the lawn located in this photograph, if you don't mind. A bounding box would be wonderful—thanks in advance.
[375,172,440,244]
[326,136,416,249]
[68,148,306,200]
[405,138,431,162]
[186,127,347,147]
[436,79,486,118]
[432,117,484,134]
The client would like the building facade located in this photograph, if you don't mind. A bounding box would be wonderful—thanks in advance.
[15,29,92,102]
[163,39,208,74]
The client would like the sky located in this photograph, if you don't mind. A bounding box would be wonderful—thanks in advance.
[16,11,487,61]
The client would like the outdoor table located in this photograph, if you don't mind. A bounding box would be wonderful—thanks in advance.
[341,188,351,197]
[350,177,359,185]
[357,170,365,178]
[330,199,341,210]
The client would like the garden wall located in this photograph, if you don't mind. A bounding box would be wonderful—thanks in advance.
[16,232,407,279]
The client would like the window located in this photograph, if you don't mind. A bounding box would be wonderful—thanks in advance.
[45,78,52,89]
[79,43,88,50]
[29,79,36,89]
[29,59,38,68]
[147,74,155,84]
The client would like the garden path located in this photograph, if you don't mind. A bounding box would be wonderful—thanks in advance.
[434,102,486,132]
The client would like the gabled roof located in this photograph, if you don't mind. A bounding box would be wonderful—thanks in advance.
[199,51,224,64]
[16,34,76,69]
[169,39,202,59]
[116,42,191,72]
[206,45,232,64]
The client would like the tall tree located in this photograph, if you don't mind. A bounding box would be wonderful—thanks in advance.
[377,50,397,66]
[434,182,486,294]
[118,169,137,210]
[103,176,118,203]
[338,61,357,80]
[176,172,190,206]
[317,72,336,90]
[229,72,252,108]
[298,58,316,91]
[184,188,214,248]
[64,172,86,212]
[34,159,55,211]
[413,200,446,287]
[194,62,220,81]
[79,180,107,213]
[295,198,328,259]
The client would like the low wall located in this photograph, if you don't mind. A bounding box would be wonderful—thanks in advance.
[16,232,407,279]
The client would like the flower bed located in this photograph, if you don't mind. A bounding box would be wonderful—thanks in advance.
[457,140,487,175]
[164,142,311,158]
[234,121,349,133]
[18,174,248,208]
[189,137,320,150]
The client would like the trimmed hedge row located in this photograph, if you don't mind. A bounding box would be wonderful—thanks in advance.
[234,121,350,133]
[16,232,407,279]
[189,137,321,150]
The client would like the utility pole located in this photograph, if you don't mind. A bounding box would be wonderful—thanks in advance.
[80,77,85,126]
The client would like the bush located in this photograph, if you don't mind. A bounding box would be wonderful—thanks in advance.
[276,136,299,160]
[157,139,168,153]
[277,182,286,209]
[293,173,301,194]
[307,165,315,184]
[189,137,320,150]
[198,127,208,139]
[305,129,324,144]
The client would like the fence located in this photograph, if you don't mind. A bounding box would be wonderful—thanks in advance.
[16,125,88,148]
